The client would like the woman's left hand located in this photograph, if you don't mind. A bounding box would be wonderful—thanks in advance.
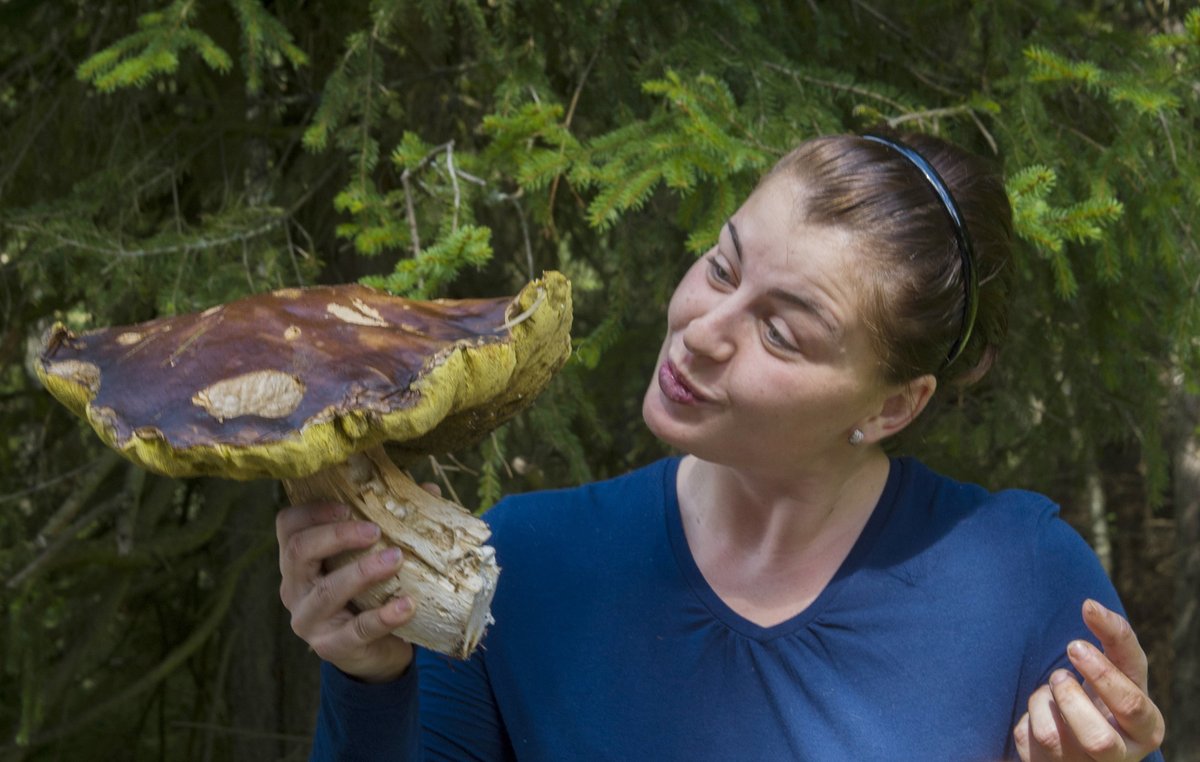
[1014,599,1165,761]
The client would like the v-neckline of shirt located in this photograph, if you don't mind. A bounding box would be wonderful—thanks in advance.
[662,455,906,641]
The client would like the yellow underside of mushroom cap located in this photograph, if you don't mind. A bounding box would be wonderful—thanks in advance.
[37,272,572,481]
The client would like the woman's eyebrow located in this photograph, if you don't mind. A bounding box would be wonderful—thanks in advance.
[727,220,744,262]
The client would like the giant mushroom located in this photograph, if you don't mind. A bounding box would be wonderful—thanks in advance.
[35,272,572,658]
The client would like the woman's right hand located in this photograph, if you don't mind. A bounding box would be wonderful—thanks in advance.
[276,501,418,683]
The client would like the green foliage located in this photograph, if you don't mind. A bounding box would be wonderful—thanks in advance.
[570,71,770,244]
[362,223,493,297]
[2,0,1197,757]
[475,430,507,511]
[76,1,233,92]
[1007,166,1124,297]
[227,0,308,93]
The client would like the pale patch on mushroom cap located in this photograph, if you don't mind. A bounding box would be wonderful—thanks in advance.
[193,370,305,421]
[326,300,389,327]
[43,359,102,395]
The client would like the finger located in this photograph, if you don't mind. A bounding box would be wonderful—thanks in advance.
[1068,639,1165,750]
[309,597,418,683]
[1048,668,1126,762]
[420,481,442,498]
[1026,682,1082,761]
[1013,712,1033,761]
[345,596,417,646]
[278,521,382,603]
[291,545,405,625]
[1081,599,1148,690]
[275,502,351,541]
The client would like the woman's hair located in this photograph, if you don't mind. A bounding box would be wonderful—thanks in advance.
[765,131,1013,387]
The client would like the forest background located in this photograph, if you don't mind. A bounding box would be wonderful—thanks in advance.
[1,0,1197,760]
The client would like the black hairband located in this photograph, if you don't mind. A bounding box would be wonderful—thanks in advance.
[861,133,979,370]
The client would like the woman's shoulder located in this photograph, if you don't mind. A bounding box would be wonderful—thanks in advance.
[481,456,681,536]
[897,456,1060,526]
[474,456,682,583]
[888,456,1108,600]
[892,457,1102,571]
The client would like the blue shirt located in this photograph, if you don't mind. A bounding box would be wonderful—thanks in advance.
[313,457,1160,760]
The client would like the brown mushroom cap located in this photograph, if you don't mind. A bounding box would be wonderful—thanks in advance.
[37,272,572,480]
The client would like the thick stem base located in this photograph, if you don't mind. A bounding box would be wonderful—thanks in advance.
[283,445,498,659]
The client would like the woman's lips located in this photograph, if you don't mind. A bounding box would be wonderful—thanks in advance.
[659,360,706,404]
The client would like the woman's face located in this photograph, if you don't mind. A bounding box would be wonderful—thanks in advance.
[642,176,896,473]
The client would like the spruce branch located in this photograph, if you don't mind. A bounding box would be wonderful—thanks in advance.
[228,0,309,94]
[761,61,911,113]
[0,98,62,197]
[358,30,378,192]
[1157,110,1179,168]
[396,139,455,259]
[847,0,959,74]
[547,45,601,237]
[967,110,999,154]
[10,216,284,259]
[443,452,480,477]
[505,191,535,279]
[75,0,234,93]
[302,32,367,152]
[428,455,464,507]
[885,104,974,129]
[445,141,461,234]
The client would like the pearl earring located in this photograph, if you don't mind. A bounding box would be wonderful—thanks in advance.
[849,429,865,445]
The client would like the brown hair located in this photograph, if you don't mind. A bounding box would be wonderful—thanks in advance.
[766,131,1013,387]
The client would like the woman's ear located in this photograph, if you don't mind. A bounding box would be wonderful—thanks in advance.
[861,374,937,442]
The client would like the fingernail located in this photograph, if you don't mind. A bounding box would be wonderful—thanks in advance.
[1050,669,1072,686]
[332,504,351,520]
[359,522,380,540]
[1084,598,1101,616]
[1068,640,1093,661]
[381,547,402,566]
[393,597,412,616]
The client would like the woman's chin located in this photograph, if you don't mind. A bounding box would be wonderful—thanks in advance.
[642,386,705,456]
[641,385,680,447]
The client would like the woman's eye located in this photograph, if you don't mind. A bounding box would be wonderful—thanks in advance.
[707,257,733,284]
[764,321,795,350]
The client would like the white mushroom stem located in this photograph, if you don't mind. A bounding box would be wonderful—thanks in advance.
[282,445,498,659]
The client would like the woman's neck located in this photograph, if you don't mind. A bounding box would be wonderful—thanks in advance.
[677,449,891,569]
[675,449,892,627]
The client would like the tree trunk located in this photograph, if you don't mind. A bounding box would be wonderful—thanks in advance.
[216,478,321,762]
[1169,384,1200,761]
[1083,455,1112,574]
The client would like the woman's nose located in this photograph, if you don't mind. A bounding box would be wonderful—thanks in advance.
[681,310,736,363]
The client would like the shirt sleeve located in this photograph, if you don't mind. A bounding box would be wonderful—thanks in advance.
[1026,507,1123,686]
[1018,507,1164,762]
[311,660,421,761]
[310,647,513,761]
[415,648,515,761]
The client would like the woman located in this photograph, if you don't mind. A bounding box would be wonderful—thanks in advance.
[278,132,1166,760]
